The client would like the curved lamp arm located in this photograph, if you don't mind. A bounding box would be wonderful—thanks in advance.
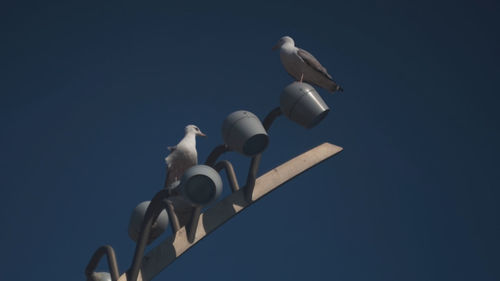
[214,160,240,192]
[85,245,120,281]
[127,189,170,281]
[205,144,230,167]
[244,107,282,201]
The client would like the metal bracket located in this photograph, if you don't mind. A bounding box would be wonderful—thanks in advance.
[85,245,120,281]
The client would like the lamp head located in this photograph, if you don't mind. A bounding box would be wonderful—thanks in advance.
[128,201,169,244]
[181,165,223,206]
[280,82,330,128]
[221,110,269,156]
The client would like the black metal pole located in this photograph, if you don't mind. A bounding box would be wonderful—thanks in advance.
[205,144,230,167]
[214,160,240,192]
[262,107,283,131]
[164,199,180,233]
[85,245,120,281]
[186,206,203,243]
[243,107,282,202]
[244,155,261,201]
[127,189,170,281]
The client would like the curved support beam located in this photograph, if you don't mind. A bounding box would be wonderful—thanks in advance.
[262,106,282,131]
[188,160,240,243]
[244,155,261,202]
[205,144,230,167]
[164,200,180,234]
[116,142,343,281]
[85,245,120,281]
[244,107,282,202]
[187,159,243,242]
[214,160,240,192]
[127,189,170,281]
[186,206,203,243]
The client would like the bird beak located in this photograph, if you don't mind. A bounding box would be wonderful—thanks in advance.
[199,131,207,137]
[272,43,279,51]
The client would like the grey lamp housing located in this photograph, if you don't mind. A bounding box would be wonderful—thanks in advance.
[181,165,223,206]
[280,82,330,128]
[128,201,169,244]
[222,110,269,156]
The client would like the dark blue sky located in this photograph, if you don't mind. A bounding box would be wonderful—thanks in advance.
[1,1,499,280]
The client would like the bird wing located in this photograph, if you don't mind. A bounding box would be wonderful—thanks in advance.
[164,148,197,190]
[297,48,333,80]
[165,157,183,190]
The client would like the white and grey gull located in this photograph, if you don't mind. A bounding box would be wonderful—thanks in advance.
[164,124,206,193]
[164,124,207,227]
[273,36,343,93]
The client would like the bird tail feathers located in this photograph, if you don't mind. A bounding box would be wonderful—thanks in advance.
[329,83,343,93]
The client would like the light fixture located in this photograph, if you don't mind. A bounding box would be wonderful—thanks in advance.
[128,201,169,244]
[222,110,269,156]
[280,82,330,128]
[181,165,223,206]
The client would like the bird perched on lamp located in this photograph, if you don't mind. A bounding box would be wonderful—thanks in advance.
[164,124,206,193]
[273,35,343,93]
[164,124,206,227]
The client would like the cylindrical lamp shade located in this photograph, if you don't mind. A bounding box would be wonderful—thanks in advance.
[221,110,269,156]
[87,272,111,281]
[128,201,169,244]
[280,82,330,128]
[181,165,223,205]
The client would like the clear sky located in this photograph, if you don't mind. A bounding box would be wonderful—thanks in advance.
[1,1,499,280]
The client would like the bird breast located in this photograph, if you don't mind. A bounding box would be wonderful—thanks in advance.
[171,145,197,164]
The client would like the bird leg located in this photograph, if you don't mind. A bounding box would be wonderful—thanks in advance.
[299,73,304,83]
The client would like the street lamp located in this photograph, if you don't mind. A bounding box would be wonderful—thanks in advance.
[280,82,330,129]
[222,110,269,156]
[181,165,223,206]
[84,81,342,281]
[128,201,169,245]
[179,164,224,242]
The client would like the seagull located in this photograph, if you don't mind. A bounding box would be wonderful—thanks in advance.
[273,36,343,93]
[164,124,206,193]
